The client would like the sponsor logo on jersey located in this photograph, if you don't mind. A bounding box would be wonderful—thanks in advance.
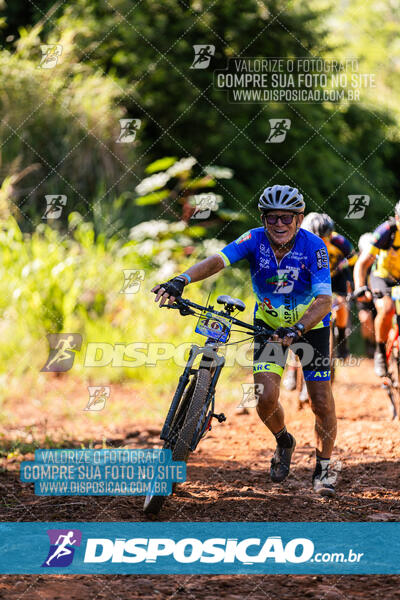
[236,231,252,244]
[316,248,329,270]
[266,268,300,293]
[259,257,271,268]
[290,251,307,260]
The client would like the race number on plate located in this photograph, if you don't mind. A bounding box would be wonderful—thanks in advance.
[195,312,232,342]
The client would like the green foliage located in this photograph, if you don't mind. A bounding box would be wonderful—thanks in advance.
[1,0,400,395]
[145,157,178,174]
[135,190,170,206]
[0,210,254,387]
[133,156,237,234]
[326,0,400,116]
[1,0,400,241]
[0,13,137,229]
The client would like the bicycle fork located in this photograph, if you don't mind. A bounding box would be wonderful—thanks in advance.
[160,341,226,444]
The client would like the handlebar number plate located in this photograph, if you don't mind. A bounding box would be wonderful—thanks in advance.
[195,311,232,342]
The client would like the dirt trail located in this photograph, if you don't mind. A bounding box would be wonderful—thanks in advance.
[0,359,399,598]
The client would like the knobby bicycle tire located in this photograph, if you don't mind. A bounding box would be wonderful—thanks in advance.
[143,368,212,514]
[171,368,212,462]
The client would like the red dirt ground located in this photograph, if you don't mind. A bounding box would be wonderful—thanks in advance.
[0,359,399,598]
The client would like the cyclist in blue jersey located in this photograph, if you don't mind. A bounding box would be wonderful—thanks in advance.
[152,185,337,497]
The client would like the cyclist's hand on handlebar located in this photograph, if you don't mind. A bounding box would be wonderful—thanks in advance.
[353,286,372,303]
[152,276,186,307]
[269,326,300,347]
[358,291,373,303]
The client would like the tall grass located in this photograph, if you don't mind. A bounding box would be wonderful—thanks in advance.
[2,212,255,399]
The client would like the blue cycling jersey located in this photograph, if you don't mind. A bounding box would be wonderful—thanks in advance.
[217,227,332,329]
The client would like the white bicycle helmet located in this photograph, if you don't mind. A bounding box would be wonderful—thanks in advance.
[258,185,305,214]
[302,212,334,238]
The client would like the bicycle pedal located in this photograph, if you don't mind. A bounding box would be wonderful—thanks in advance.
[212,412,226,423]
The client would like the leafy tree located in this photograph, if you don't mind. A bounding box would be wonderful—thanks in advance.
[1,0,400,243]
[50,0,400,239]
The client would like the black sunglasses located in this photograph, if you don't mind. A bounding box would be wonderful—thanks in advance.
[264,213,296,225]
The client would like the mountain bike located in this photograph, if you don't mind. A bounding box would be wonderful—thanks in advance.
[351,285,400,420]
[143,294,273,515]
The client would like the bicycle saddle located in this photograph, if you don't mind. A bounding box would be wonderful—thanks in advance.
[216,295,246,312]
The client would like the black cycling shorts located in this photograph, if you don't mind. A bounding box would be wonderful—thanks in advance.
[253,319,331,381]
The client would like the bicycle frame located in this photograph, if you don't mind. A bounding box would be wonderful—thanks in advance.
[159,297,273,448]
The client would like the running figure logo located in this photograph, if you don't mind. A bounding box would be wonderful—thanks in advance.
[116,119,141,143]
[239,383,264,408]
[41,334,82,372]
[268,267,300,294]
[120,269,145,294]
[266,119,291,143]
[85,386,110,411]
[191,193,220,219]
[42,529,82,567]
[42,195,67,220]
[190,45,215,69]
[38,44,63,69]
[345,195,370,219]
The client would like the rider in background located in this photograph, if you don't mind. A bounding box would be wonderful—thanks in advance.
[356,233,376,358]
[301,213,357,359]
[354,202,400,376]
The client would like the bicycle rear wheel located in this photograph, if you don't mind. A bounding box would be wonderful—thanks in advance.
[143,368,212,514]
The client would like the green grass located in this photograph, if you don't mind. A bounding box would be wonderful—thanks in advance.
[0,212,257,390]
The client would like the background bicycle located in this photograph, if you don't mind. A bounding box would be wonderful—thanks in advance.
[351,286,400,420]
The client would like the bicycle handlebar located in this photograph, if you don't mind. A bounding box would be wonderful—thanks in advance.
[160,297,274,338]
[347,286,385,302]
[346,286,369,302]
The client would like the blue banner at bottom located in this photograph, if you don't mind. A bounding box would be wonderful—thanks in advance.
[0,522,399,574]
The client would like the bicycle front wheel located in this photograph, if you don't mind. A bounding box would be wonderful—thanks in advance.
[143,368,212,514]
[171,368,212,461]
